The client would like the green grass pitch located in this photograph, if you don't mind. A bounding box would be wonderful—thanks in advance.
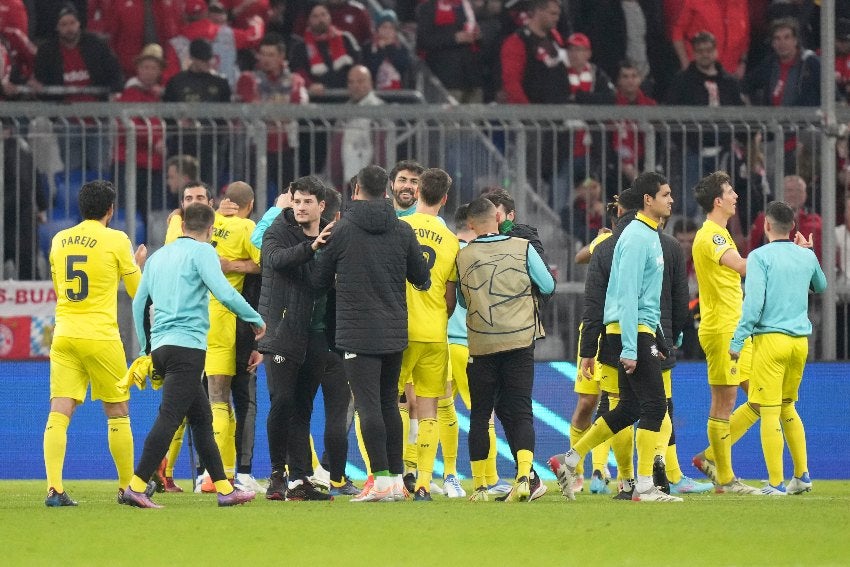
[4,480,850,566]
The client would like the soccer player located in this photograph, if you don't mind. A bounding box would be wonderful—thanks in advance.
[43,180,147,507]
[550,172,682,503]
[691,171,762,494]
[311,165,430,502]
[447,204,513,496]
[390,159,424,217]
[459,198,555,502]
[123,202,264,508]
[729,201,825,495]
[398,168,460,500]
[205,182,262,486]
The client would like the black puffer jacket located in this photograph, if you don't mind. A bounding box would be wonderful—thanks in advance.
[310,198,430,355]
[257,208,327,363]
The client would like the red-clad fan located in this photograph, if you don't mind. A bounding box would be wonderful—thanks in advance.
[99,0,182,79]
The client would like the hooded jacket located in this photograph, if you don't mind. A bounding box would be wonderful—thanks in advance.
[310,198,430,355]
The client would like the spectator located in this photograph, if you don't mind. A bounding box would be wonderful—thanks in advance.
[115,44,168,229]
[666,31,743,216]
[295,0,373,47]
[163,0,264,87]
[163,38,232,186]
[362,10,410,91]
[500,0,569,105]
[610,59,656,190]
[745,17,820,107]
[33,3,123,176]
[834,18,850,105]
[669,0,749,78]
[564,176,605,245]
[416,0,484,103]
[236,32,308,205]
[219,0,272,30]
[165,155,200,211]
[328,65,386,188]
[836,194,850,284]
[289,1,361,96]
[574,0,677,98]
[835,194,850,358]
[0,0,36,88]
[3,123,48,280]
[749,175,822,261]
[30,0,86,42]
[100,0,181,80]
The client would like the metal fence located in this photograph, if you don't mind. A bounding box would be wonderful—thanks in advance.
[2,102,848,359]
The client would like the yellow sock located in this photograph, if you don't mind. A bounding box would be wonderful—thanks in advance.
[211,402,231,477]
[707,417,733,484]
[437,397,459,476]
[658,412,672,457]
[222,406,237,479]
[44,412,70,493]
[166,419,186,477]
[107,415,134,489]
[606,397,634,480]
[404,435,418,474]
[760,405,784,486]
[354,412,371,475]
[484,422,499,485]
[129,475,149,493]
[415,418,438,490]
[635,428,663,477]
[214,479,234,495]
[309,435,321,471]
[665,444,683,484]
[611,426,634,480]
[569,424,587,477]
[590,438,612,475]
[572,419,613,457]
[705,402,760,461]
[471,459,487,489]
[780,402,808,477]
[516,449,533,480]
[399,405,413,470]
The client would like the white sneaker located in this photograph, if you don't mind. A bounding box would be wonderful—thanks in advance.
[547,454,576,501]
[760,483,787,496]
[392,475,409,501]
[194,474,206,493]
[308,464,331,490]
[430,481,444,496]
[632,485,683,502]
[787,473,813,495]
[235,473,267,493]
[350,476,394,502]
[716,479,763,495]
[442,474,466,498]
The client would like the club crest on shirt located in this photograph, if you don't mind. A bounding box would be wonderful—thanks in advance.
[712,234,727,246]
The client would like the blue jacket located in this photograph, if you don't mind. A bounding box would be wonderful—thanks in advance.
[731,240,826,352]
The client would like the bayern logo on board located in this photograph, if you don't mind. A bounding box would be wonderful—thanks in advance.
[0,324,13,357]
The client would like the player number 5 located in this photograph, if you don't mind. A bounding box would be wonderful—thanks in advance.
[65,255,89,301]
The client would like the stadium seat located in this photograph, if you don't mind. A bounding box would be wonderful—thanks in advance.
[52,169,106,217]
[38,217,79,257]
[110,210,146,244]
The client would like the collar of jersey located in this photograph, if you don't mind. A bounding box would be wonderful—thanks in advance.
[635,212,659,231]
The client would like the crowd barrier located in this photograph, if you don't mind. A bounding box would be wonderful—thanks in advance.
[2,360,848,481]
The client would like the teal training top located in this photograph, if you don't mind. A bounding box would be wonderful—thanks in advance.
[132,236,263,354]
[731,240,827,352]
[603,213,664,360]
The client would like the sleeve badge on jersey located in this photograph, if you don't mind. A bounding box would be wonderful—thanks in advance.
[712,234,727,246]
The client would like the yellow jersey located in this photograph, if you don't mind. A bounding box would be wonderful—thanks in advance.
[49,219,141,341]
[164,214,183,244]
[692,218,742,335]
[210,213,261,293]
[401,213,460,343]
[588,231,612,254]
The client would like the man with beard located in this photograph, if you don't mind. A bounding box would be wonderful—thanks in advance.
[389,159,424,218]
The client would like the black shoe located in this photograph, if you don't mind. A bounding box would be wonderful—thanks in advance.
[266,470,287,501]
[528,469,548,501]
[286,478,334,501]
[45,487,77,507]
[413,486,432,501]
[403,472,416,494]
[613,478,636,500]
[653,455,670,495]
[329,477,361,496]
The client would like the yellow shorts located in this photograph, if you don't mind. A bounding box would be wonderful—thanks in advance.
[449,343,471,409]
[49,336,129,403]
[206,300,236,376]
[700,332,752,386]
[399,341,449,398]
[748,333,807,406]
[598,362,618,396]
[662,369,672,399]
